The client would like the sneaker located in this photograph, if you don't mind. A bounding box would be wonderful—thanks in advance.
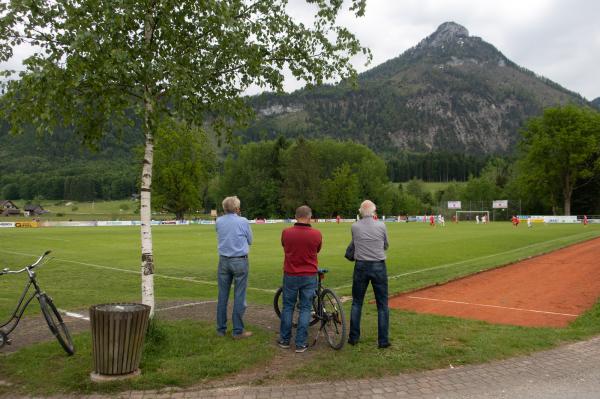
[378,342,391,349]
[232,331,253,340]
[295,345,309,353]
[277,340,290,349]
[347,339,358,346]
[216,331,226,337]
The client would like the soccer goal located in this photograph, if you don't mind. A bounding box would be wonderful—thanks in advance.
[455,210,490,223]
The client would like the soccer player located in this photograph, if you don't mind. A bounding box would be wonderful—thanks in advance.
[527,217,532,228]
[429,214,435,227]
[512,215,519,227]
[583,215,589,226]
[476,215,480,224]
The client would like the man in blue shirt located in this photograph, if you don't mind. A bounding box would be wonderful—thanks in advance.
[216,196,253,339]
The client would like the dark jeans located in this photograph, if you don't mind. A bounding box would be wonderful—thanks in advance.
[349,260,389,346]
[216,256,249,336]
[279,274,317,348]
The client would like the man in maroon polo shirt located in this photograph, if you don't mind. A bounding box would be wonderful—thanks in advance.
[278,205,322,353]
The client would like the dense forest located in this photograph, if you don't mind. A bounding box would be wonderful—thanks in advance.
[0,122,140,201]
[0,119,487,203]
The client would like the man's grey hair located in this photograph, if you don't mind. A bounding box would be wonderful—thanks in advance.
[295,205,312,219]
[222,196,241,213]
[359,200,376,217]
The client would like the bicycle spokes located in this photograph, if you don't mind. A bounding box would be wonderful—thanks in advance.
[320,289,346,350]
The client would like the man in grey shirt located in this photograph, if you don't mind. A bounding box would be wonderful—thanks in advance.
[348,200,390,348]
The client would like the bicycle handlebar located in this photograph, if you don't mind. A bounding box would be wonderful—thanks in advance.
[0,250,52,276]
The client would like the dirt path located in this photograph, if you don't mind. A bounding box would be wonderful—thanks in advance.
[389,237,600,327]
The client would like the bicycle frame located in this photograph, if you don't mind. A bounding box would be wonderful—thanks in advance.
[0,268,44,337]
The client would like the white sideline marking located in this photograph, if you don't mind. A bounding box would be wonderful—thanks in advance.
[57,302,216,321]
[406,296,579,317]
[156,301,217,312]
[334,231,599,291]
[0,249,276,294]
[58,309,90,321]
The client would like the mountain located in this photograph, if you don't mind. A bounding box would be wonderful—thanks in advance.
[241,22,587,155]
[592,97,600,110]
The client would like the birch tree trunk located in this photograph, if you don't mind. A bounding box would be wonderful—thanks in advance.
[140,109,155,317]
[140,3,157,317]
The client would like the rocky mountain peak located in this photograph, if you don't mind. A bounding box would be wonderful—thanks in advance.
[419,21,469,48]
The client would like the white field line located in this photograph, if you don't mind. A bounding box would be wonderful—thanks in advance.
[58,309,90,321]
[0,249,276,294]
[57,301,216,321]
[334,231,599,291]
[405,296,579,317]
[36,237,71,242]
[156,301,217,312]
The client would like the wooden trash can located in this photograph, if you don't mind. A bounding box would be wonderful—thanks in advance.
[89,303,150,379]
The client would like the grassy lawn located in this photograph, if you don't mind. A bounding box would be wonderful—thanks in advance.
[0,222,599,394]
[0,320,274,396]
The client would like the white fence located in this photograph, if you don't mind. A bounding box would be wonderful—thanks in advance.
[1,216,598,229]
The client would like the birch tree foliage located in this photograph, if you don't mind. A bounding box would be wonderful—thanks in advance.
[0,0,370,315]
[0,0,370,138]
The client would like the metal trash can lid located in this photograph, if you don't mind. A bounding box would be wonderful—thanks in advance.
[91,303,150,313]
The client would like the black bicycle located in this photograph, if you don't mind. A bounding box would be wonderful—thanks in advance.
[273,268,347,349]
[0,251,75,355]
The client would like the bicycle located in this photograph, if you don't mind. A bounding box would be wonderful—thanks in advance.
[273,268,347,349]
[0,251,75,355]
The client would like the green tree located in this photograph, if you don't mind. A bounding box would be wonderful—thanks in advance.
[378,183,402,216]
[517,105,600,215]
[461,176,500,205]
[220,141,281,219]
[153,120,215,220]
[398,192,423,215]
[405,178,432,204]
[2,183,19,200]
[1,0,369,314]
[280,138,322,214]
[320,163,359,217]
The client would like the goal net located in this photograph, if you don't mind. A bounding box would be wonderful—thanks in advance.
[455,210,490,223]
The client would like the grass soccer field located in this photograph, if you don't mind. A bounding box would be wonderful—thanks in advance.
[1,222,599,320]
[2,222,600,394]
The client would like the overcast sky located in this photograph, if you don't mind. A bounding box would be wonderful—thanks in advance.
[2,0,598,100]
[287,0,600,100]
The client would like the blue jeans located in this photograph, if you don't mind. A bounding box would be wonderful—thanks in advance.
[279,274,317,348]
[216,256,249,336]
[349,260,389,346]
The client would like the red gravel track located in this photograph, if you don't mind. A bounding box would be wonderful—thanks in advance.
[389,237,600,327]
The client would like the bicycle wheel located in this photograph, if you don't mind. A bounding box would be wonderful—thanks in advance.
[38,294,75,355]
[273,287,319,327]
[319,288,346,350]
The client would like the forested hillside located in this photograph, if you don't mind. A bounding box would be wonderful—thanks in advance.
[0,122,140,201]
[240,22,588,157]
